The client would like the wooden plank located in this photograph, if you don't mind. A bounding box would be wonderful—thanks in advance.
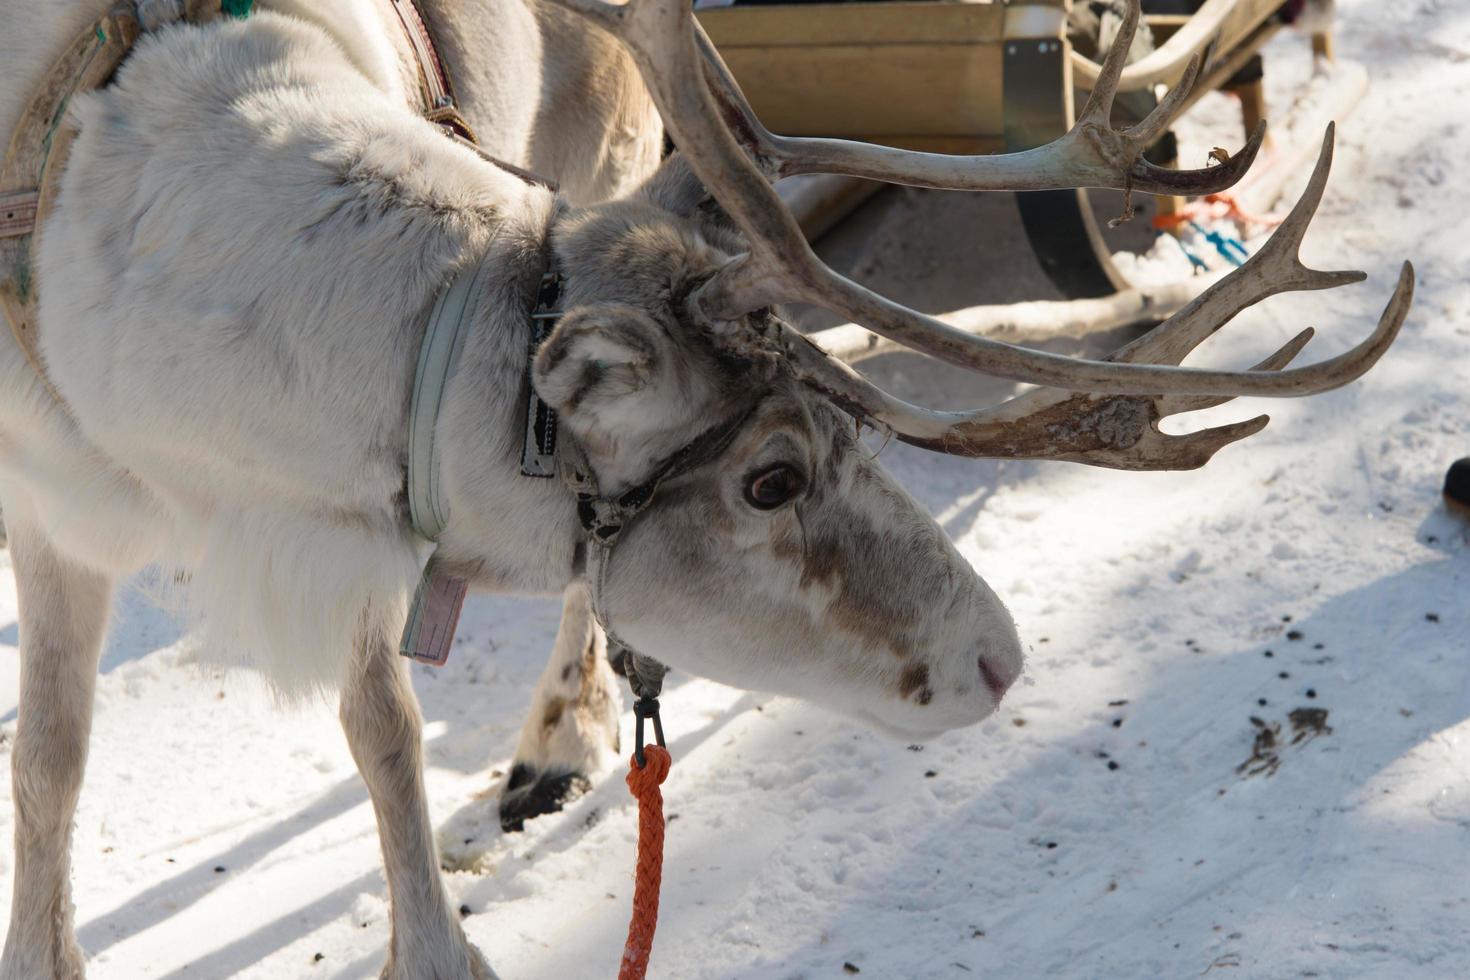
[711,43,1005,137]
[693,2,1075,141]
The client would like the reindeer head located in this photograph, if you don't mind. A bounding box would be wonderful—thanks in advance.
[537,165,1022,736]
[533,0,1412,737]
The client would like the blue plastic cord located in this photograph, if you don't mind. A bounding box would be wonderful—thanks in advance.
[1188,220,1250,268]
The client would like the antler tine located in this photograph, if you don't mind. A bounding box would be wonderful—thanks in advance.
[1126,48,1207,146]
[688,0,1258,197]
[1154,327,1314,416]
[1074,0,1144,130]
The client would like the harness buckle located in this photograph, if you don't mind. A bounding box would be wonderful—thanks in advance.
[632,697,665,769]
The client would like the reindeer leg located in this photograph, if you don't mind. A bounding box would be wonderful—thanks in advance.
[499,583,621,833]
[1,517,112,980]
[340,626,495,980]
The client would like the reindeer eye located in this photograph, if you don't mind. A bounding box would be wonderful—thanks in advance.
[744,464,804,510]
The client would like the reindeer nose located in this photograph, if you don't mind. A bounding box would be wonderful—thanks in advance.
[978,654,1017,703]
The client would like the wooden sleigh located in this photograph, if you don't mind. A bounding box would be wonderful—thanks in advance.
[698,0,1353,306]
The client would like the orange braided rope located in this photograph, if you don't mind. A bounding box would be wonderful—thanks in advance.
[619,744,672,980]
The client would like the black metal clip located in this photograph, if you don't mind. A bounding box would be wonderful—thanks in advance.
[632,697,665,769]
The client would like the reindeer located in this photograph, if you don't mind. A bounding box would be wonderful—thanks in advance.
[0,0,1410,976]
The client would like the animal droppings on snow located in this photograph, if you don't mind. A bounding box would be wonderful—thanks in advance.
[1239,718,1284,778]
[1287,709,1332,746]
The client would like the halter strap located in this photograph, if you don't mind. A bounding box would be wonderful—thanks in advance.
[554,399,763,663]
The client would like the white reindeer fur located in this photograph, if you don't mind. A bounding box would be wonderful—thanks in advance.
[26,14,522,692]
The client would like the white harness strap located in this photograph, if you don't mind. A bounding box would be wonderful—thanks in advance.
[405,254,491,540]
[397,251,494,667]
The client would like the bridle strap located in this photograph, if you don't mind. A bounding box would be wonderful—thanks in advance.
[555,399,763,657]
[379,0,476,142]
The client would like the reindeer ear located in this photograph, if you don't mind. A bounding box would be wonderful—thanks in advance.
[532,303,667,421]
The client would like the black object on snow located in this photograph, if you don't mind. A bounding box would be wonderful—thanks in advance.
[1446,458,1470,515]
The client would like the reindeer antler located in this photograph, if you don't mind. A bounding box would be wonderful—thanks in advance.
[550,0,1413,467]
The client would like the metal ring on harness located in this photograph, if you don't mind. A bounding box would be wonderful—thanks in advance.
[632,697,666,769]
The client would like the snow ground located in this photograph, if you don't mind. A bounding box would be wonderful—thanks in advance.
[1,1,1468,977]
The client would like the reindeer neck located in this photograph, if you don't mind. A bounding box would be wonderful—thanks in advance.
[429,198,589,597]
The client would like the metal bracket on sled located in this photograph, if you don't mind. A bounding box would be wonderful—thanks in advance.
[1003,12,1131,299]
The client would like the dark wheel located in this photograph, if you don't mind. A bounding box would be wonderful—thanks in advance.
[1013,192,1130,298]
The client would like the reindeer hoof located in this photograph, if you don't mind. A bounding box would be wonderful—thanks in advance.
[498,765,591,832]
